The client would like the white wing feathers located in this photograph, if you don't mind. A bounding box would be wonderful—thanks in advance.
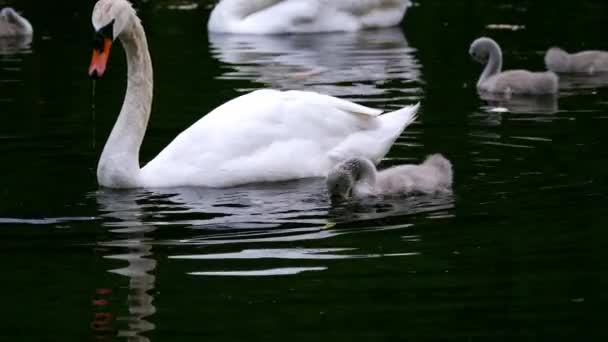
[281,90,383,116]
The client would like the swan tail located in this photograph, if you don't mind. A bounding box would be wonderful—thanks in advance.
[380,102,419,131]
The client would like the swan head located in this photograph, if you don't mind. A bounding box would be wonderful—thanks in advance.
[89,0,136,78]
[469,37,498,64]
[544,47,570,73]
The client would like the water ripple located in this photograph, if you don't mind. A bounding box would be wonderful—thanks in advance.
[189,267,327,277]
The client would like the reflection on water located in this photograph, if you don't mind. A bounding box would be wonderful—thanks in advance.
[0,35,32,55]
[189,267,328,277]
[209,28,423,101]
[478,91,559,115]
[96,191,157,342]
[94,179,454,231]
[96,179,329,231]
[558,72,608,92]
[93,182,452,281]
[87,182,453,338]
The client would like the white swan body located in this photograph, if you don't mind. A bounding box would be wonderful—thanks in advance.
[326,154,453,199]
[89,0,419,189]
[545,47,608,75]
[0,8,33,37]
[470,37,558,95]
[208,0,411,34]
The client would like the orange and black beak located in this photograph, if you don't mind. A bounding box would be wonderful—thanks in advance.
[89,37,112,78]
[89,21,114,79]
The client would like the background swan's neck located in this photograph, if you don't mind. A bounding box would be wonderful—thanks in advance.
[97,16,153,188]
[479,43,503,86]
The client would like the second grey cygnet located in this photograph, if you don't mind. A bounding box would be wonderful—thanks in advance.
[470,37,558,96]
[545,47,608,75]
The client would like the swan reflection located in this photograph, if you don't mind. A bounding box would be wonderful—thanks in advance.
[91,181,452,318]
[95,179,453,232]
[209,28,423,99]
[558,72,608,92]
[479,91,559,115]
[94,180,453,250]
[95,191,158,342]
[0,35,32,55]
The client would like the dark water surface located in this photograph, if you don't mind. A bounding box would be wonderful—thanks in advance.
[1,0,608,340]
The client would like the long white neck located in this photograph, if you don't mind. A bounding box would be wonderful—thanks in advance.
[478,42,503,87]
[97,14,153,188]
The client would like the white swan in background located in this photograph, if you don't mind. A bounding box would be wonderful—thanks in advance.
[469,37,558,96]
[0,8,33,37]
[88,0,419,189]
[209,28,422,98]
[326,154,453,199]
[545,47,608,75]
[208,0,412,34]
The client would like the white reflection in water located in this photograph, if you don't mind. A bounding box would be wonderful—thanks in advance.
[94,179,454,232]
[190,267,327,277]
[171,248,418,260]
[479,91,559,115]
[96,194,157,342]
[209,28,423,100]
[0,35,32,55]
[93,180,453,282]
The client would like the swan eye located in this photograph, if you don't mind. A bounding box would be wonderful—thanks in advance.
[89,19,116,79]
[92,34,105,53]
[93,19,115,51]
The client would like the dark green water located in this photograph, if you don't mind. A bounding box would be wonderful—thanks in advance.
[1,0,608,340]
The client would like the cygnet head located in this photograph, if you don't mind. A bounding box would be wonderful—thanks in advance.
[469,37,500,64]
[89,0,137,78]
[422,154,453,187]
[326,157,376,200]
[544,47,570,73]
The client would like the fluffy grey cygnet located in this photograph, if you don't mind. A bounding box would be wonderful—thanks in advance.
[0,8,33,37]
[545,47,608,75]
[469,37,558,95]
[326,154,453,200]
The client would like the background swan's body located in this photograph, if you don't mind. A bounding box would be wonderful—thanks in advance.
[545,47,608,75]
[91,0,419,189]
[208,0,411,34]
[327,154,453,199]
[470,37,558,96]
[0,8,33,37]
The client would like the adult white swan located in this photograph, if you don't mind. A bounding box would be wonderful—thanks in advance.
[207,0,412,34]
[88,0,419,189]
